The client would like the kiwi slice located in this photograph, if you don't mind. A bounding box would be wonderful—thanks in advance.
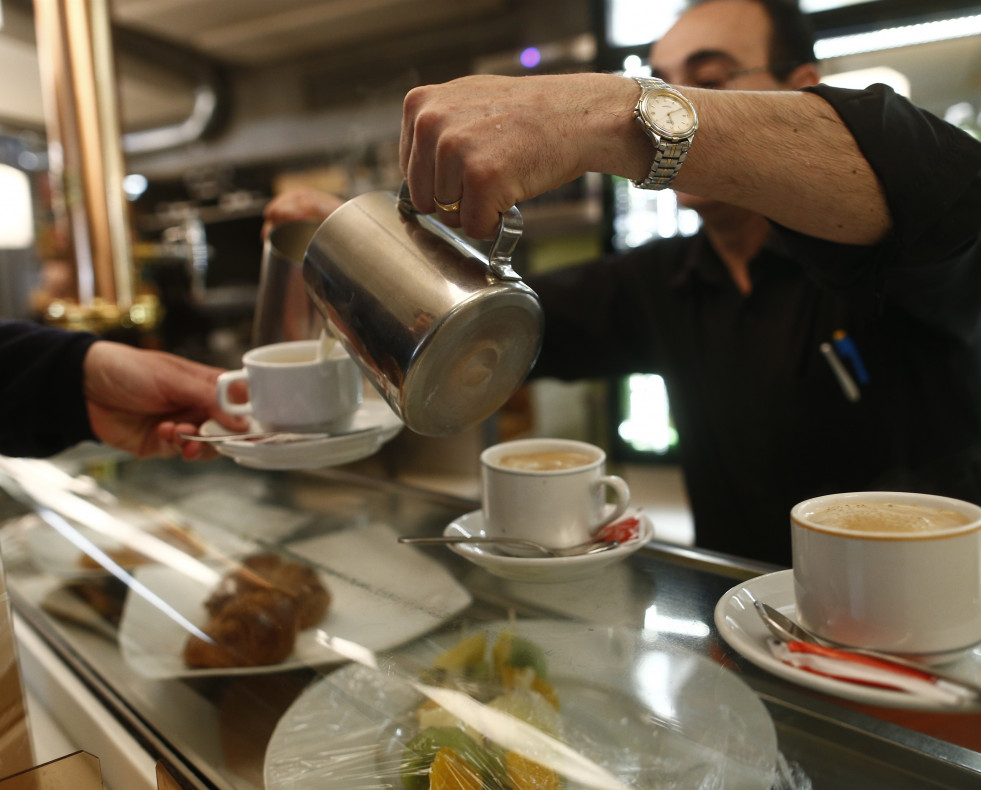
[401,727,508,790]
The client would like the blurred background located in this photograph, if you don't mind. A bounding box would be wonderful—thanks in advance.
[1,0,980,538]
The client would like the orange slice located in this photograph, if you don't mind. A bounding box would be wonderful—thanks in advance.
[429,747,482,790]
[505,752,562,790]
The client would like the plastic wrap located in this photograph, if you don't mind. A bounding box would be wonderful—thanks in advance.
[0,457,794,789]
[264,620,780,789]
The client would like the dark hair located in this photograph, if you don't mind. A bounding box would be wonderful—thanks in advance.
[689,0,817,80]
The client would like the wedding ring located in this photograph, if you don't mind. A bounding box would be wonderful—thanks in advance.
[434,196,462,213]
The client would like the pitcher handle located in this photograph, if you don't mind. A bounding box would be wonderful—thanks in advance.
[488,207,523,281]
[397,181,524,282]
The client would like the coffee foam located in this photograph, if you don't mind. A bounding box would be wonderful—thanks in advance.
[498,451,594,472]
[809,501,972,535]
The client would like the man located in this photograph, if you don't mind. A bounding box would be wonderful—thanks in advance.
[397,0,981,565]
[0,320,246,460]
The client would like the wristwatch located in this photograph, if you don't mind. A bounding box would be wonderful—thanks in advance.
[631,76,698,190]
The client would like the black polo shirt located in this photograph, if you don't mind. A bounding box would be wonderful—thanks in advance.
[528,84,981,565]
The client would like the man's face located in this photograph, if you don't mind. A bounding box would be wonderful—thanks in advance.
[651,0,783,91]
[650,0,786,212]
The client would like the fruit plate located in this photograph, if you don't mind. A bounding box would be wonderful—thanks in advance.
[264,619,778,789]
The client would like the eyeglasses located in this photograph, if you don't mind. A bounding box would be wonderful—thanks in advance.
[676,60,802,90]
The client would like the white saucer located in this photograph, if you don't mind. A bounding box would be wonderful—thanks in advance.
[714,569,981,710]
[443,510,654,583]
[201,400,402,470]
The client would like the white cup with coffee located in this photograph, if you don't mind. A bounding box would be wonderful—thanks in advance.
[480,438,630,549]
[792,491,981,658]
[216,338,362,432]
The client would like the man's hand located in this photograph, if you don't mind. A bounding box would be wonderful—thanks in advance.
[400,73,645,239]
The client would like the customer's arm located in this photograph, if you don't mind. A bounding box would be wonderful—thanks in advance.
[0,321,245,459]
[82,341,247,460]
[0,321,99,457]
[400,73,889,243]
[261,188,345,240]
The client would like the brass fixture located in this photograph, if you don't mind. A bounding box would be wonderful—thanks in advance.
[33,0,141,332]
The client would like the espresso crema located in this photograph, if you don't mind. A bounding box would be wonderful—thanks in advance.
[498,450,594,472]
[809,501,972,535]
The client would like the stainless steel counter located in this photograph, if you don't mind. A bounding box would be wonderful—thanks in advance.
[1,455,979,789]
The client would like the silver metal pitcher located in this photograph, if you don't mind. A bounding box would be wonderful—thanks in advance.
[303,183,543,437]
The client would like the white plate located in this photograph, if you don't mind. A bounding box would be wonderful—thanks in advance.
[118,522,472,678]
[264,619,778,790]
[24,508,250,579]
[200,399,403,470]
[714,569,981,710]
[444,510,654,583]
[168,488,315,543]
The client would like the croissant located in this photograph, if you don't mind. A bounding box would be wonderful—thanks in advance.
[183,589,298,669]
[205,553,330,629]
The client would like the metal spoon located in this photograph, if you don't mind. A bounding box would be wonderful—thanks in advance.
[397,535,620,558]
[178,426,374,444]
[754,601,981,699]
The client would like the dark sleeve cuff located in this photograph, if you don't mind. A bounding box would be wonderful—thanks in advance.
[0,321,100,457]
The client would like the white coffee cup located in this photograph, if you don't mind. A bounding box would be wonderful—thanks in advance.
[480,438,630,549]
[216,339,362,431]
[791,491,981,658]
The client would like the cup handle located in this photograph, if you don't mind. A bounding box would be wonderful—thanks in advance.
[595,475,631,528]
[216,370,253,416]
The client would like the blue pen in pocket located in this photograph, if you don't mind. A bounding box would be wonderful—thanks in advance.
[820,342,860,402]
[831,330,869,385]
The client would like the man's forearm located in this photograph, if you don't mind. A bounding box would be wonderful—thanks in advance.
[672,88,891,245]
[400,73,893,244]
[595,79,892,244]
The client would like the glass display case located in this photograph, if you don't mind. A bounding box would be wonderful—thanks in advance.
[0,452,979,789]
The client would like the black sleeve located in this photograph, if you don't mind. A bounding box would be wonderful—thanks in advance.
[776,83,981,339]
[0,321,99,457]
[804,83,981,257]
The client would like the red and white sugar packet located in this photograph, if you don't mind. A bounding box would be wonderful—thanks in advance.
[768,639,975,707]
[594,507,645,544]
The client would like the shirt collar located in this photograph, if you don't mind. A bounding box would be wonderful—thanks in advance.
[674,226,793,290]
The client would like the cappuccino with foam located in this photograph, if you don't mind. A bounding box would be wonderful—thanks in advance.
[792,491,981,655]
[498,451,594,472]
[480,438,630,548]
[809,501,971,535]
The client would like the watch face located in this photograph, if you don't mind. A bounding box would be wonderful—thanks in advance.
[641,92,695,136]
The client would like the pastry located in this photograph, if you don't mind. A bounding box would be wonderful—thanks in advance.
[184,589,298,669]
[205,553,330,628]
[184,552,331,668]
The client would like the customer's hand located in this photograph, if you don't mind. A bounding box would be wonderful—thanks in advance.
[400,73,646,239]
[83,341,248,460]
[261,189,346,240]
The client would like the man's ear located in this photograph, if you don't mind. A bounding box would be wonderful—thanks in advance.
[785,62,822,89]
